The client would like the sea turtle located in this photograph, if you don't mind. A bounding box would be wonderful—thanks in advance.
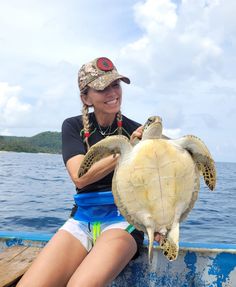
[78,116,216,262]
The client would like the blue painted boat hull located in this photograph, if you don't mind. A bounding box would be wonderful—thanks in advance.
[1,231,236,286]
[111,243,236,286]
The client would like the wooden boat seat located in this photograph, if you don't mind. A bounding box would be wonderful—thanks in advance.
[0,245,41,287]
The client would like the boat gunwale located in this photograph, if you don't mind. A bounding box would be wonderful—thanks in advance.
[1,231,236,253]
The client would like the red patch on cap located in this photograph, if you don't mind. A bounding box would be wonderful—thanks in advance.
[97,57,114,71]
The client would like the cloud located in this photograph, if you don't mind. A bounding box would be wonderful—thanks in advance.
[0,83,31,133]
[121,0,226,82]
[134,0,177,32]
[0,61,80,136]
[0,0,141,65]
[0,0,235,161]
[118,0,236,162]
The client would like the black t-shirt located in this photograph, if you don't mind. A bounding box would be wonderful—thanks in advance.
[62,112,141,193]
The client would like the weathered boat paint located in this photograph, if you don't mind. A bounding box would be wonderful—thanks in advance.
[110,241,236,287]
[1,231,236,287]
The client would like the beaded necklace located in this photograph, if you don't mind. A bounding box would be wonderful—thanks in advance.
[83,113,125,149]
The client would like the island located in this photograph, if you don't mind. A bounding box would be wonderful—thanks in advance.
[0,132,61,154]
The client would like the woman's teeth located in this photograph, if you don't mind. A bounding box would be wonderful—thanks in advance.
[106,99,117,105]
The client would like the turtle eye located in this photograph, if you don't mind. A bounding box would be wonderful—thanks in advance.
[144,117,155,128]
[150,116,159,123]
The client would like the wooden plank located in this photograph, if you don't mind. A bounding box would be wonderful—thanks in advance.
[0,246,28,263]
[0,246,42,287]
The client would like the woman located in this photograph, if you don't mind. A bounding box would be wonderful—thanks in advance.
[17,57,157,287]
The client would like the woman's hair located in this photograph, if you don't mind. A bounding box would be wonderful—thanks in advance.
[81,102,123,150]
[82,103,91,150]
[117,110,123,135]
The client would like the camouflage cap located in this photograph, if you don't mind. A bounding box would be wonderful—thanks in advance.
[78,57,130,92]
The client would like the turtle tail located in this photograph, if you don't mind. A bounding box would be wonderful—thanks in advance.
[146,226,155,264]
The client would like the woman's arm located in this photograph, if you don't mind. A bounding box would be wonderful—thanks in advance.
[66,154,119,189]
[66,125,143,189]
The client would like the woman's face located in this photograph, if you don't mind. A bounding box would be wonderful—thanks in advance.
[82,80,122,117]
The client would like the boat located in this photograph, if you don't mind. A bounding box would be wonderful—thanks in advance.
[0,231,236,287]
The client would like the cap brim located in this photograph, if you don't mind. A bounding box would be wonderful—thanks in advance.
[88,73,130,91]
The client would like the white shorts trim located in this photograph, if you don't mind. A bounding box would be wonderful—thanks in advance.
[59,218,130,252]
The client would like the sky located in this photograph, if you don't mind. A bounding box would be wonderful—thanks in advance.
[0,0,235,163]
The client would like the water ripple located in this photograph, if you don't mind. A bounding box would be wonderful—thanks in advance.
[0,153,236,244]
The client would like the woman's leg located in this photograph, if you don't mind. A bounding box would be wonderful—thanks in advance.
[67,228,137,287]
[16,230,88,287]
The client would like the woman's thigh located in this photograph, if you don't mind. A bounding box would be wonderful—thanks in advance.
[67,228,137,287]
[16,230,88,287]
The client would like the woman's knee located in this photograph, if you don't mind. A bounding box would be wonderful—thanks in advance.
[67,274,106,287]
[101,228,137,253]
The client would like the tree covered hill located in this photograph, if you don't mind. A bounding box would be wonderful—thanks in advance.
[0,131,61,154]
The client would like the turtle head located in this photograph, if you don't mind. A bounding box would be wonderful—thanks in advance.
[142,116,163,140]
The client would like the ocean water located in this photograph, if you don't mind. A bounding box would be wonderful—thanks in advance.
[0,151,235,244]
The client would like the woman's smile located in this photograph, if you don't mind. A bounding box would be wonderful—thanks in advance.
[104,98,119,106]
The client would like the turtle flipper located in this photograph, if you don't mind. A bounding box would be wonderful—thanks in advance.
[78,146,115,177]
[197,155,216,190]
[146,226,155,263]
[173,135,216,190]
[160,223,179,261]
[78,135,131,177]
[160,238,178,261]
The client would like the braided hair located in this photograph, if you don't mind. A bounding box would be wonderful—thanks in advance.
[82,103,91,150]
[116,110,123,135]
[81,104,123,150]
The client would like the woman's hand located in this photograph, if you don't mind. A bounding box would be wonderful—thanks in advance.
[130,126,143,145]
[154,232,162,243]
